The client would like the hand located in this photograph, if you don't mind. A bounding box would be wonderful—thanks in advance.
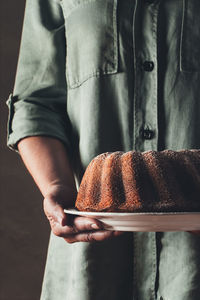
[43,184,122,243]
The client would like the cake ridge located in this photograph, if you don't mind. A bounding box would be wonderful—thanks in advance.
[99,151,125,211]
[134,151,161,211]
[142,151,174,210]
[76,153,107,211]
[118,151,141,211]
[168,151,200,211]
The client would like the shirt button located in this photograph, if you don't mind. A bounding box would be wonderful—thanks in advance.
[142,61,154,72]
[142,128,154,140]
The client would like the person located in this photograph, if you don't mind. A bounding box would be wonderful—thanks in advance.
[7,0,200,299]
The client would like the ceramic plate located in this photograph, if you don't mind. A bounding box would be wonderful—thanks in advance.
[64,208,200,232]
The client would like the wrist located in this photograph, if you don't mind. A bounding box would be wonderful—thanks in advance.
[44,180,75,195]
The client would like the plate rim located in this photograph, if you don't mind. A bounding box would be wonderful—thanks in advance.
[64,208,200,217]
[64,208,200,232]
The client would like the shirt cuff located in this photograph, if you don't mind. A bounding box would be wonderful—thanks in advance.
[6,93,71,152]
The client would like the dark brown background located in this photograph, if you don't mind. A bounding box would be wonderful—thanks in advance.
[0,1,50,299]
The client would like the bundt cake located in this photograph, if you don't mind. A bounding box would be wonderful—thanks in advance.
[75,150,200,212]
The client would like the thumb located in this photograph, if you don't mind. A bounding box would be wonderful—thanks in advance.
[43,196,67,226]
[54,204,68,226]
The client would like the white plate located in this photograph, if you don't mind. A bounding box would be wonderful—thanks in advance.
[64,208,200,232]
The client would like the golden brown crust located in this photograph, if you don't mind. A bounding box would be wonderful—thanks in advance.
[75,149,200,212]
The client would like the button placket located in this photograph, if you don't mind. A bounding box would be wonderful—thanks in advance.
[133,1,159,152]
[145,4,159,152]
[132,1,160,300]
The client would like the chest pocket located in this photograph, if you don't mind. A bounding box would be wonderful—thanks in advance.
[180,0,200,72]
[61,0,118,88]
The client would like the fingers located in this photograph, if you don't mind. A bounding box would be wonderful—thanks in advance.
[73,216,103,231]
[63,230,123,244]
[48,210,123,243]
[49,217,102,238]
[44,197,104,235]
[43,196,123,243]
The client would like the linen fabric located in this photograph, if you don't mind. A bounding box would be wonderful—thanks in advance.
[7,0,200,299]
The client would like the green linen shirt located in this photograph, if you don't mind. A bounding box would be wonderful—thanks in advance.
[7,0,200,299]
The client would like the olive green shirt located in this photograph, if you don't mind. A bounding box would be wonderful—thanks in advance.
[7,0,200,299]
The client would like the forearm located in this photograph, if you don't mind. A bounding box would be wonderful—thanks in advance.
[17,136,76,197]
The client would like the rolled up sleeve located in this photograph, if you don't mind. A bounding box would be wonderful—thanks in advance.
[7,0,71,151]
